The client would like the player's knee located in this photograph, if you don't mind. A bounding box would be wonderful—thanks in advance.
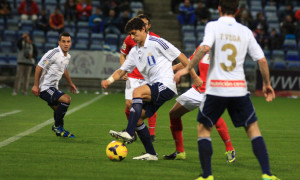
[169,109,179,119]
[63,94,71,104]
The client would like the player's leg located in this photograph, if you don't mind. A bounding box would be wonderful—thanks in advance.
[215,117,235,162]
[125,99,132,120]
[147,112,157,141]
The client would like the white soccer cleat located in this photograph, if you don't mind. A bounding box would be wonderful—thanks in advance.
[109,130,134,143]
[132,153,158,160]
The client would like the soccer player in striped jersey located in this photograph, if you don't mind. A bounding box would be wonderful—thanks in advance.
[174,0,279,179]
[102,17,202,160]
[164,46,235,162]
[32,32,77,138]
[120,14,159,142]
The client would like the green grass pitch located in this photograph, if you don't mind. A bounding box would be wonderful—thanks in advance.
[0,87,299,180]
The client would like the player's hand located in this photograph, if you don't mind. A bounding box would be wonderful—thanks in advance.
[70,83,77,94]
[31,85,40,96]
[122,73,128,80]
[101,80,111,89]
[174,67,189,83]
[193,76,203,92]
[263,85,275,102]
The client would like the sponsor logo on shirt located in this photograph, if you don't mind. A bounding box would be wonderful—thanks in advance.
[210,80,246,87]
[122,43,126,50]
[42,59,48,65]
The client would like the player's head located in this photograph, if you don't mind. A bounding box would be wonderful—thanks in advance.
[125,17,147,45]
[218,0,239,16]
[137,14,151,32]
[58,32,72,54]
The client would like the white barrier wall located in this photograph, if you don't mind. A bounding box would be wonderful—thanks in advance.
[68,50,121,79]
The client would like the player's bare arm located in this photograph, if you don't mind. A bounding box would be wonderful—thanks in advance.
[258,58,275,102]
[120,53,128,80]
[101,69,127,89]
[31,65,43,96]
[172,62,184,72]
[63,69,77,94]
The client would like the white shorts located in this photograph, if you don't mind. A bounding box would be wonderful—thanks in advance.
[125,77,147,100]
[176,88,205,111]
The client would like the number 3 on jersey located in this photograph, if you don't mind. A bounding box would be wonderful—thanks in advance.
[220,43,237,72]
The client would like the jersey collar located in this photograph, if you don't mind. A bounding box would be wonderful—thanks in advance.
[57,46,69,57]
[143,34,150,48]
[219,16,236,23]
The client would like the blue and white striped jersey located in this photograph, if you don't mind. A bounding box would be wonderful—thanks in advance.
[37,46,71,91]
[120,34,181,94]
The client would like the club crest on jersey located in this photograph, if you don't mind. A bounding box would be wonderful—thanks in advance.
[122,43,126,50]
[42,59,48,65]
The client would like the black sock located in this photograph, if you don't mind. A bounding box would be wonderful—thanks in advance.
[136,122,156,155]
[55,103,69,127]
[251,136,271,175]
[126,98,142,136]
[198,137,213,178]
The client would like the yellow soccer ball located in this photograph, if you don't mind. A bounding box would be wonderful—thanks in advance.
[106,141,128,161]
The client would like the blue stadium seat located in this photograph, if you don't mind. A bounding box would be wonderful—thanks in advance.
[196,25,205,33]
[3,30,17,42]
[18,30,32,39]
[0,53,8,66]
[0,19,4,31]
[8,54,17,67]
[77,21,91,33]
[90,33,104,45]
[273,61,287,70]
[20,19,34,31]
[181,25,194,34]
[0,41,13,53]
[271,50,285,61]
[264,5,277,12]
[74,43,88,50]
[286,50,300,61]
[34,42,45,54]
[44,43,57,51]
[47,31,60,43]
[287,61,300,70]
[7,19,19,31]
[196,32,204,44]
[130,1,143,12]
[283,39,297,50]
[119,34,127,45]
[90,43,103,51]
[76,32,90,44]
[105,33,119,47]
[33,30,46,43]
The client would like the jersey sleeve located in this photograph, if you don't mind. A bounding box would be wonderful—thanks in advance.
[120,35,133,55]
[37,50,54,69]
[201,22,215,48]
[120,51,136,73]
[247,30,265,61]
[156,38,181,61]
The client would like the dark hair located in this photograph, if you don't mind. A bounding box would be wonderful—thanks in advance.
[125,17,145,33]
[219,0,239,15]
[137,14,151,25]
[59,32,71,41]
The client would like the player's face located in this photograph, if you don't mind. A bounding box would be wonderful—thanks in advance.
[59,36,72,54]
[129,28,146,45]
[141,18,151,32]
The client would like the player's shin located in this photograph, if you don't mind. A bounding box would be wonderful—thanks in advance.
[55,102,69,126]
[136,122,156,155]
[126,98,143,136]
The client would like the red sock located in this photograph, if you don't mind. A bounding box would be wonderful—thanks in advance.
[170,117,184,152]
[125,108,130,121]
[216,117,234,151]
[148,112,157,136]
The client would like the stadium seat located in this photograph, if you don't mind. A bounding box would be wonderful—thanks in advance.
[105,33,119,47]
[181,25,194,35]
[3,30,17,42]
[283,39,297,50]
[7,19,19,31]
[8,54,17,67]
[196,25,205,33]
[47,31,60,43]
[263,50,271,60]
[273,61,287,70]
[76,32,90,44]
[90,33,104,45]
[271,50,285,61]
[264,5,277,12]
[33,30,46,43]
[34,42,45,54]
[90,43,103,51]
[0,19,4,31]
[130,1,143,12]
[0,53,8,66]
[286,50,300,61]
[287,61,300,70]
[119,34,127,45]
[74,43,88,50]
[44,43,57,51]
[196,32,204,44]
[0,41,13,53]
[20,19,34,31]
[77,21,91,34]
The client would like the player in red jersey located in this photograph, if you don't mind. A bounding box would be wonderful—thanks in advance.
[120,14,159,142]
[163,45,236,162]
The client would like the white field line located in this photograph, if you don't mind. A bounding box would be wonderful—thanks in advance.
[0,95,104,148]
[0,110,22,118]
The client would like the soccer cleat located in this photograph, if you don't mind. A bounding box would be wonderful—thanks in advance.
[132,153,158,160]
[163,151,186,160]
[225,150,236,163]
[109,130,134,143]
[52,125,75,138]
[150,135,156,142]
[262,174,280,180]
[195,175,214,180]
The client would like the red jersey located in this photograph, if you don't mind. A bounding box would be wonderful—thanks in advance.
[120,31,159,79]
[190,46,210,92]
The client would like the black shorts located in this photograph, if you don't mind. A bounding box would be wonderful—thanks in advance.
[143,82,175,117]
[39,87,65,106]
[197,94,257,127]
